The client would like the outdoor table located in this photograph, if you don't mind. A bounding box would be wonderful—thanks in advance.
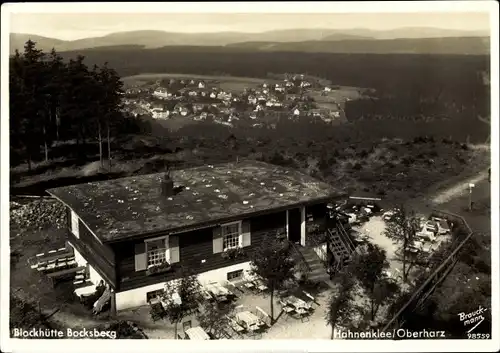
[75,284,96,297]
[208,283,229,296]
[254,280,268,291]
[200,290,213,301]
[236,311,260,328]
[244,282,255,289]
[185,326,210,340]
[285,296,309,310]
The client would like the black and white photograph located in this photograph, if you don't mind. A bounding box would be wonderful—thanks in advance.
[1,2,498,352]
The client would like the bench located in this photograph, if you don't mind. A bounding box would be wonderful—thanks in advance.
[46,266,86,287]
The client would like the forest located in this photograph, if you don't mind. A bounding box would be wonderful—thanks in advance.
[9,40,144,169]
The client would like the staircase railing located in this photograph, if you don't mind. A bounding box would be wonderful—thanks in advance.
[288,241,311,275]
[335,221,357,253]
[325,219,358,276]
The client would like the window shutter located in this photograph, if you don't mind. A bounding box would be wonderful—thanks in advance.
[169,235,180,264]
[241,220,251,247]
[134,242,147,271]
[71,210,80,238]
[213,226,223,253]
[66,207,71,229]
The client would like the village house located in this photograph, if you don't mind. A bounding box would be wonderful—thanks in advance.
[193,112,207,121]
[247,95,257,105]
[217,91,231,100]
[275,84,285,93]
[152,88,171,99]
[192,103,207,113]
[198,81,206,89]
[151,107,170,120]
[210,92,217,99]
[179,107,189,117]
[254,104,265,112]
[48,161,354,313]
[292,107,301,116]
[197,112,208,120]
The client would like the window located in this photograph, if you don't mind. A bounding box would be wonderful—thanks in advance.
[71,210,79,238]
[146,289,164,303]
[227,270,243,281]
[146,237,169,267]
[222,221,242,251]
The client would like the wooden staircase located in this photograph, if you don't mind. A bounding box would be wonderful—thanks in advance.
[295,246,330,283]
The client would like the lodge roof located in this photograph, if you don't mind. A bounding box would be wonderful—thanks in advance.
[47,160,344,243]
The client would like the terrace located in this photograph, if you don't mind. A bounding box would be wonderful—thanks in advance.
[116,280,334,340]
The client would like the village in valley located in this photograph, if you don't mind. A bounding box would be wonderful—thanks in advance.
[121,74,356,128]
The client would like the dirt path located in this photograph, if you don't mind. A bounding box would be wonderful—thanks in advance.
[431,170,489,205]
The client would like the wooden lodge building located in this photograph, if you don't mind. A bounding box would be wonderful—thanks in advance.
[47,160,356,313]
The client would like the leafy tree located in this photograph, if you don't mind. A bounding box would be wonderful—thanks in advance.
[351,243,391,321]
[325,268,357,339]
[249,236,296,324]
[371,279,400,321]
[196,301,236,338]
[430,262,491,327]
[161,271,201,339]
[383,206,421,282]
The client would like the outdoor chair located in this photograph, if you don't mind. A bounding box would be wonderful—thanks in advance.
[255,306,272,327]
[182,320,192,333]
[226,316,245,337]
[247,324,262,339]
[254,280,268,292]
[302,291,318,307]
[279,301,295,321]
[295,308,310,323]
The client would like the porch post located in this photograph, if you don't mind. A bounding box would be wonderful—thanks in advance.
[300,206,306,246]
[286,209,289,240]
[110,288,117,317]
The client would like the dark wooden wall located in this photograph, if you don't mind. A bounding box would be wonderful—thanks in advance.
[66,207,117,288]
[115,210,287,292]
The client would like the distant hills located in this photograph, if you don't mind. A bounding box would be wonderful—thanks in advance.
[10,27,490,55]
[226,37,490,55]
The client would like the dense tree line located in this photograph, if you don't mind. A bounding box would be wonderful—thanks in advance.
[9,41,132,169]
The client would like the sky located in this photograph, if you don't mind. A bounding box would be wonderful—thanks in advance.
[8,8,491,41]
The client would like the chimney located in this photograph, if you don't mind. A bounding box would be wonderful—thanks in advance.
[161,170,174,197]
